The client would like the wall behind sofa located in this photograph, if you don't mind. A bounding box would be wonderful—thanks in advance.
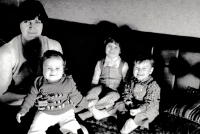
[1,0,200,93]
[41,0,200,38]
[1,0,200,38]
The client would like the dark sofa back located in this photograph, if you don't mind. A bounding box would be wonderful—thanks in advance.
[46,19,200,94]
[153,42,200,91]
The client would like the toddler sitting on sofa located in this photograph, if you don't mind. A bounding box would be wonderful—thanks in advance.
[120,54,160,134]
[16,50,89,134]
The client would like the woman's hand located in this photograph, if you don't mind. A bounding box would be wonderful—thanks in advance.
[125,100,133,106]
[130,108,141,116]
[16,112,25,123]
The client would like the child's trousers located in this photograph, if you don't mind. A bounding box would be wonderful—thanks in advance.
[28,109,81,134]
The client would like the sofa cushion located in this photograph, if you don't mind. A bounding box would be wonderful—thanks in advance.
[165,86,200,124]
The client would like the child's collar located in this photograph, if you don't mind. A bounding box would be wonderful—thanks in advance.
[131,76,153,84]
[105,56,120,62]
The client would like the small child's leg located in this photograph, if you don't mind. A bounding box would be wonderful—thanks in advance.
[86,85,102,101]
[95,92,120,109]
[79,124,89,134]
[120,118,139,134]
[28,111,57,134]
[89,106,110,120]
[59,110,81,134]
[78,110,93,121]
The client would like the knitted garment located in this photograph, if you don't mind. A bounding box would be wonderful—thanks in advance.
[20,75,89,115]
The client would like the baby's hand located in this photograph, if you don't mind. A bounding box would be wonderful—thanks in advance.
[16,112,25,123]
[130,109,141,116]
[88,100,97,108]
[125,101,133,106]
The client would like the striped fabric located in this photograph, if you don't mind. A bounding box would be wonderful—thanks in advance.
[165,87,200,124]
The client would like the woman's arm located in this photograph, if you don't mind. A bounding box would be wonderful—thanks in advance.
[47,37,63,54]
[0,47,26,105]
[91,61,101,85]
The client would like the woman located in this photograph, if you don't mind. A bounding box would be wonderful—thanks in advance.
[0,0,62,133]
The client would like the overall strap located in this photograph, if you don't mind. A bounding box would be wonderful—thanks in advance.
[100,58,125,75]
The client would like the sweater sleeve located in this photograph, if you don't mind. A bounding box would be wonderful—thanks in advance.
[68,78,89,108]
[20,78,40,115]
[0,45,12,98]
[139,81,160,112]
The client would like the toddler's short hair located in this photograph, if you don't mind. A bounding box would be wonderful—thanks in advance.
[42,50,64,65]
[133,54,155,67]
[104,33,121,48]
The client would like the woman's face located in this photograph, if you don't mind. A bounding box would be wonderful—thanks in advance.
[105,42,121,59]
[20,16,43,42]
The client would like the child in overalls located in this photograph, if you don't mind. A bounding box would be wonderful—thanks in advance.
[78,34,129,120]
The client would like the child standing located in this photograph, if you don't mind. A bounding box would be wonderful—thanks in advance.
[78,34,129,120]
[120,54,160,134]
[16,50,89,134]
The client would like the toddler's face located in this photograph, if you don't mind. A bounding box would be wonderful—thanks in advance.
[43,57,64,82]
[133,60,153,81]
[105,42,121,59]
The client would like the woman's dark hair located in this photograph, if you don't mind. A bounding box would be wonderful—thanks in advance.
[17,0,48,25]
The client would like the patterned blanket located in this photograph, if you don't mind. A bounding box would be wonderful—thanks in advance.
[84,112,200,134]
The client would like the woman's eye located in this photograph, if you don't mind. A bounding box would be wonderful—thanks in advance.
[36,20,42,24]
[115,47,119,49]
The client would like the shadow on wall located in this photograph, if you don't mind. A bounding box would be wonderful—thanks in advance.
[45,19,142,95]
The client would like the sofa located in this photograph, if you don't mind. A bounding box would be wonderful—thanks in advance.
[2,18,200,134]
[45,19,200,134]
